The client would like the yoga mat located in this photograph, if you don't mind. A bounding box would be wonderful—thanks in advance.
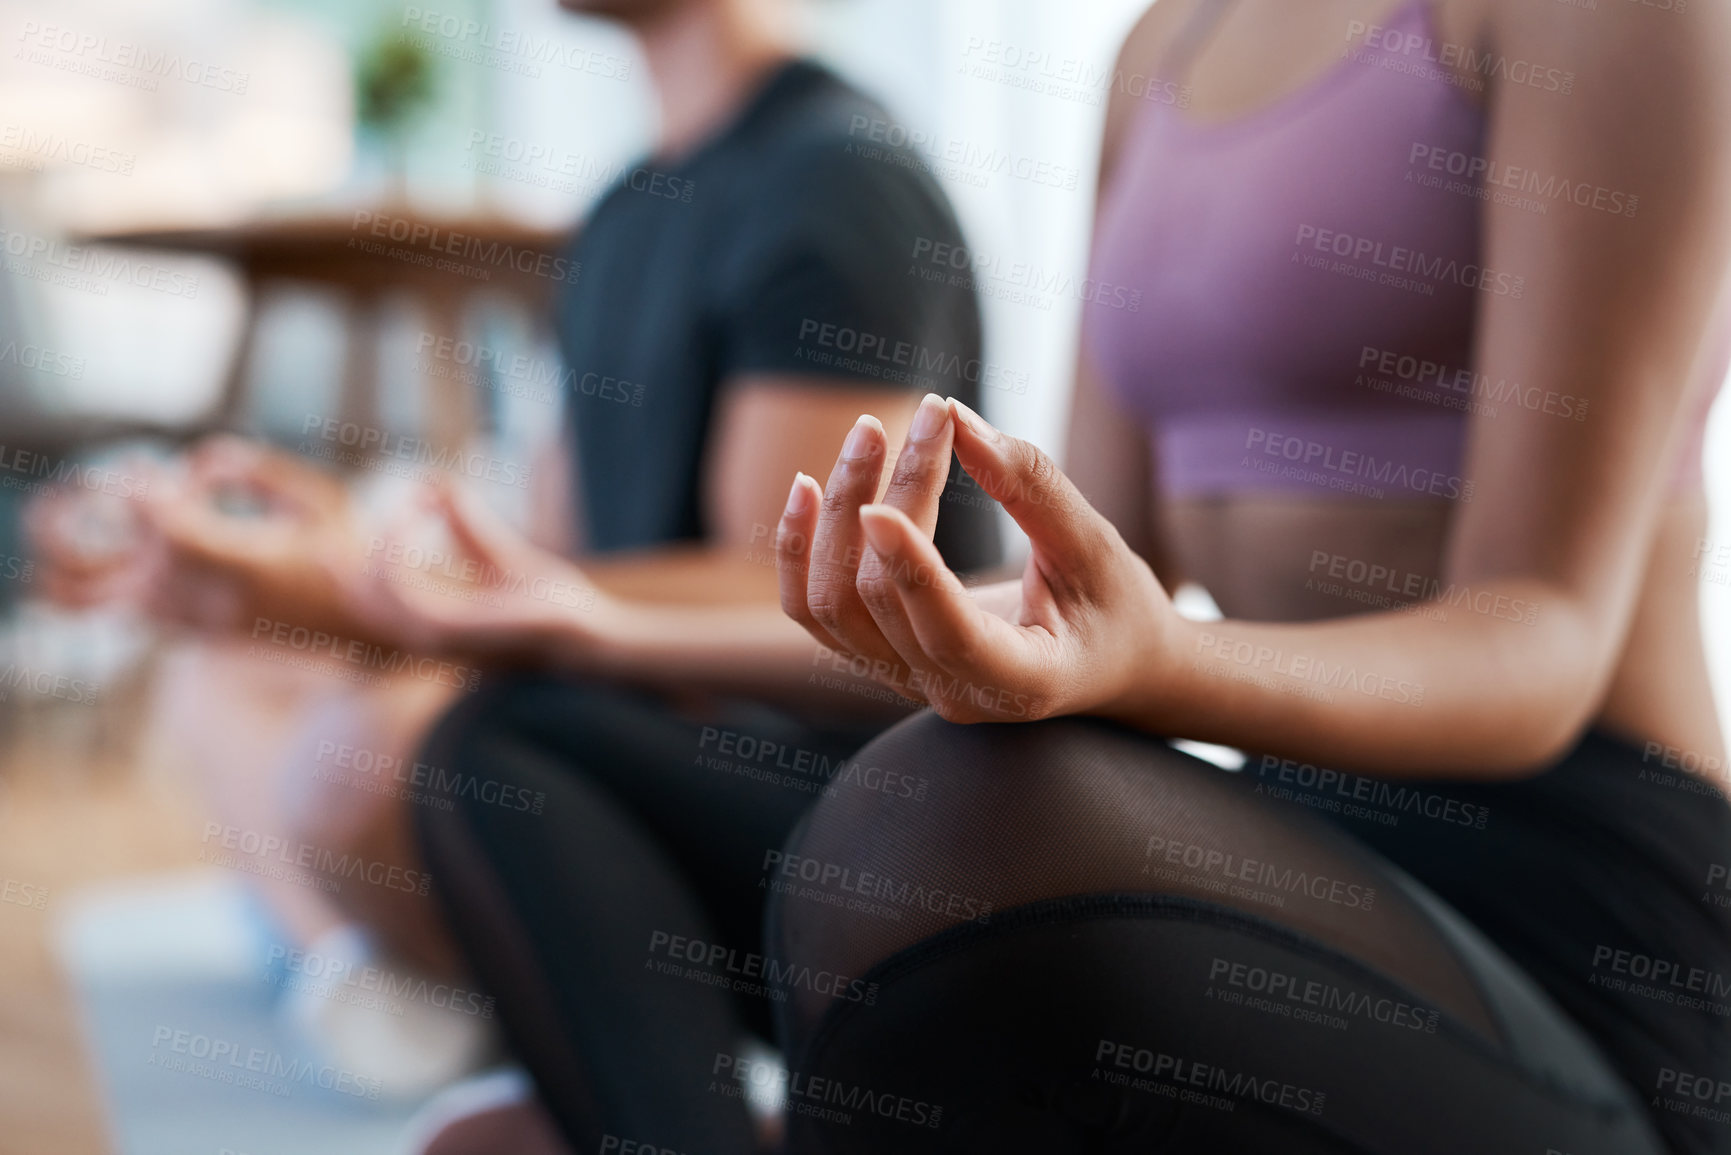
[52,870,432,1155]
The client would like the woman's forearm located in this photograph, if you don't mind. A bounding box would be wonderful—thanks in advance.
[1123,577,1604,779]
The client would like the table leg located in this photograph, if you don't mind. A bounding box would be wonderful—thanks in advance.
[420,286,475,453]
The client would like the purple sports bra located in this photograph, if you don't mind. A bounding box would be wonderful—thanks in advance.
[1083,0,1723,499]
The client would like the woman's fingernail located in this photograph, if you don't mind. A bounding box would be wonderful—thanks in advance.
[858,505,898,555]
[948,398,998,443]
[909,393,949,442]
[842,416,880,461]
[785,472,812,516]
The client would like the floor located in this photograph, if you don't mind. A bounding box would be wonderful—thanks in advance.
[0,691,206,1155]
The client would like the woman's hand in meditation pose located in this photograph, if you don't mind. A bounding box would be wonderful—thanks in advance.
[777,393,1175,723]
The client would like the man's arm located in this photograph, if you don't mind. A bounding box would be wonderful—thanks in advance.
[548,375,923,717]
[579,375,919,605]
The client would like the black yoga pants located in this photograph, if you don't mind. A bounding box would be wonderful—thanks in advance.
[414,675,881,1154]
[417,677,1731,1154]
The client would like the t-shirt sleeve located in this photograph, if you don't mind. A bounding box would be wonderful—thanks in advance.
[713,140,983,396]
[713,134,1002,575]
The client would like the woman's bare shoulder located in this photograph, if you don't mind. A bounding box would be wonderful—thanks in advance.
[1099,1,1194,185]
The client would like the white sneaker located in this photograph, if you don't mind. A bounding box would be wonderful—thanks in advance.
[276,923,496,1101]
[397,1068,568,1155]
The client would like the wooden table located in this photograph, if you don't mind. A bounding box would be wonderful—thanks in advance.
[83,211,572,451]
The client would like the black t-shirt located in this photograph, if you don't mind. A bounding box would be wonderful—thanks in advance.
[554,59,1000,572]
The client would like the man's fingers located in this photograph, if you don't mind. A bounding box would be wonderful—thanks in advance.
[878,393,954,538]
[947,398,1117,595]
[436,485,524,576]
[188,436,342,515]
[148,484,273,567]
[338,557,450,654]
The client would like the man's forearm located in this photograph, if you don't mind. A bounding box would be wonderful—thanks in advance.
[570,595,915,721]
[582,543,782,606]
[583,543,1018,606]
[570,544,1004,718]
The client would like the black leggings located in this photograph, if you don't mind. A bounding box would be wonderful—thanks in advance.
[414,675,882,1153]
[769,715,1731,1155]
[418,681,1731,1154]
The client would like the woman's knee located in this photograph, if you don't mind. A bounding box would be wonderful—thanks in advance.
[768,711,1413,985]
[790,712,1130,845]
[782,712,1215,888]
[769,713,1170,976]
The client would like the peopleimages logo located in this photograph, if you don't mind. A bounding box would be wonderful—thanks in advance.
[1653,1065,1731,1129]
[1253,754,1491,829]
[910,237,1142,313]
[762,849,994,923]
[1294,224,1525,298]
[712,1052,943,1129]
[400,7,632,80]
[248,616,484,692]
[647,930,880,1006]
[1345,19,1575,95]
[0,662,100,706]
[1408,143,1638,218]
[201,822,433,896]
[1356,345,1588,421]
[1095,1039,1327,1116]
[313,739,547,816]
[363,537,596,612]
[15,21,250,94]
[1194,629,1426,707]
[1643,739,1727,784]
[149,1026,381,1099]
[957,36,1192,109]
[0,444,146,498]
[0,123,135,175]
[0,877,49,911]
[1244,428,1472,502]
[846,115,1081,191]
[697,725,929,800]
[0,340,84,379]
[1590,945,1731,1000]
[0,226,201,298]
[415,334,643,406]
[299,414,532,489]
[464,133,694,202]
[1207,957,1441,1033]
[348,211,580,284]
[266,943,495,1018]
[1306,548,1540,627]
[1144,834,1378,910]
[795,319,1029,397]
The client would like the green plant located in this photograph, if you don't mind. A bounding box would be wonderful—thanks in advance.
[355,25,436,136]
